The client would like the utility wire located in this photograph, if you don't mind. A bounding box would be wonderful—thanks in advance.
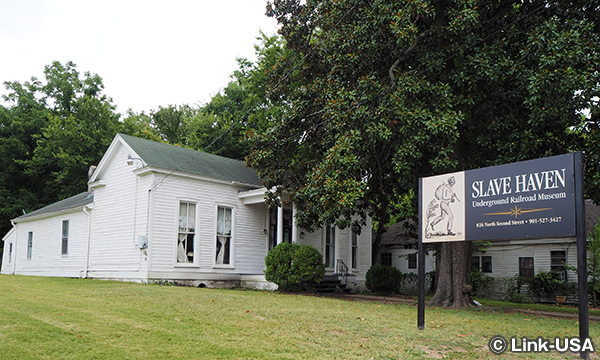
[152,2,359,191]
[154,2,547,191]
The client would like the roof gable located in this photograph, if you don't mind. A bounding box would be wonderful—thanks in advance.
[95,134,262,187]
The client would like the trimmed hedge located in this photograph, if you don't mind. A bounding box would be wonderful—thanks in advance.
[366,265,402,295]
[264,242,325,291]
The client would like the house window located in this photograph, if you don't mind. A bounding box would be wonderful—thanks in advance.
[216,206,232,265]
[325,226,335,268]
[351,230,358,269]
[8,243,12,263]
[408,253,417,269]
[27,231,33,259]
[62,220,69,255]
[481,256,492,273]
[551,250,567,281]
[381,253,392,266]
[177,202,196,264]
[519,257,534,279]
[471,256,481,272]
[472,256,492,273]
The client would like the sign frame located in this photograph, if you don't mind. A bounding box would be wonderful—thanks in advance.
[417,152,589,359]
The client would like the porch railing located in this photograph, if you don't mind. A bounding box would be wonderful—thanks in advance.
[335,259,351,284]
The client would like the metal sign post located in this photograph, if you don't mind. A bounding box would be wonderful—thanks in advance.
[574,152,589,359]
[418,178,425,330]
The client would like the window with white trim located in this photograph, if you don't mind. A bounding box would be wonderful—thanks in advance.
[61,220,69,255]
[408,253,417,269]
[481,255,492,273]
[519,257,534,279]
[177,202,196,264]
[551,250,567,281]
[215,206,232,265]
[472,255,492,273]
[325,226,335,268]
[351,230,358,269]
[8,243,12,263]
[27,231,33,260]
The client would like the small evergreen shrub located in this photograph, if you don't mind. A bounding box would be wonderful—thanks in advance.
[264,243,325,292]
[528,271,563,300]
[499,275,533,304]
[471,271,493,298]
[365,265,402,295]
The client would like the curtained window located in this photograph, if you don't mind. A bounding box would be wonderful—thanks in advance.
[215,206,232,265]
[177,202,196,264]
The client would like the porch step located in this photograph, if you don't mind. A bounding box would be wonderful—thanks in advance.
[313,275,355,294]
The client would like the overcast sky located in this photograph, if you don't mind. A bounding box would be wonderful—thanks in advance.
[0,0,279,115]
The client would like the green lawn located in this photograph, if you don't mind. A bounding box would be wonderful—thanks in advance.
[474,297,600,317]
[0,275,598,359]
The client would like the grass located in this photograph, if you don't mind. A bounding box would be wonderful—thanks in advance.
[0,275,598,359]
[474,297,600,317]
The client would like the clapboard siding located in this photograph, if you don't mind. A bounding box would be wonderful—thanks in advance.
[6,209,89,277]
[148,173,268,276]
[1,134,374,288]
[88,143,149,279]
[385,248,435,274]
[357,217,372,281]
[474,240,578,281]
[234,203,269,274]
[295,217,372,283]
[1,228,16,274]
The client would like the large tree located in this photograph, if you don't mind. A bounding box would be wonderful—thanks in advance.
[246,0,599,307]
[0,61,128,238]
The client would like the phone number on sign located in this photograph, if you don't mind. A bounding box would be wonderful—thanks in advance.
[527,217,562,224]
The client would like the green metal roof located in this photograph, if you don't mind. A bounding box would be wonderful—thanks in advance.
[119,134,263,187]
[15,192,93,222]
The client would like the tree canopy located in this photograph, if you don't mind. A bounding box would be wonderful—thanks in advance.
[0,61,148,237]
[0,32,286,240]
[246,0,599,307]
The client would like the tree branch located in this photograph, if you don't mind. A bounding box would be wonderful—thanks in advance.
[389,29,433,88]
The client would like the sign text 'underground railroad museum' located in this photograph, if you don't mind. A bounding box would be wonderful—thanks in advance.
[421,153,576,243]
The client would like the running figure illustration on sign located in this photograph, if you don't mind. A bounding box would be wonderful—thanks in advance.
[426,176,460,237]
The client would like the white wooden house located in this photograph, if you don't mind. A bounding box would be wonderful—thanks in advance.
[471,200,600,287]
[1,134,372,289]
[380,200,600,298]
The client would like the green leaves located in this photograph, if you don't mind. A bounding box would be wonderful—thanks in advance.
[248,0,600,250]
[264,242,325,292]
[0,61,124,236]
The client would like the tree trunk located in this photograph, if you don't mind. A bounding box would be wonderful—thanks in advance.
[429,241,473,308]
[371,226,386,265]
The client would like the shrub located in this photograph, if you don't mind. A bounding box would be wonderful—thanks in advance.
[365,265,402,295]
[498,275,533,304]
[264,243,325,292]
[471,271,492,298]
[528,271,563,300]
